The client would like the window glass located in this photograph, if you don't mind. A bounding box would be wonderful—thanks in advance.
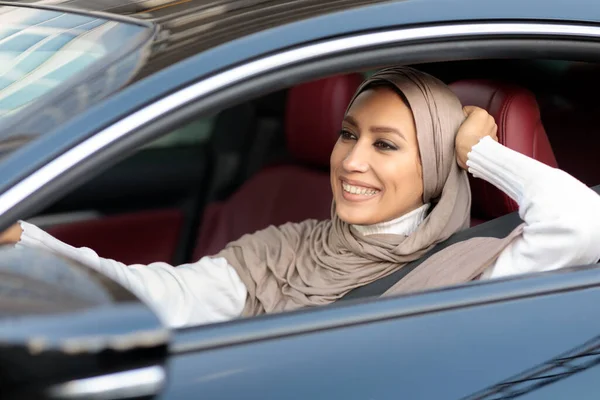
[144,116,216,149]
[0,5,151,150]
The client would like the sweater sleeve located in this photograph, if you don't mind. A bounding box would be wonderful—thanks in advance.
[467,136,600,279]
[15,221,247,328]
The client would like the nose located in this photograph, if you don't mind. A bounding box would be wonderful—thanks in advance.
[342,140,370,173]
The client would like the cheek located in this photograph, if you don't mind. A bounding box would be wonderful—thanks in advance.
[415,152,423,181]
[385,154,423,193]
[330,141,345,169]
[413,155,424,192]
[330,142,343,190]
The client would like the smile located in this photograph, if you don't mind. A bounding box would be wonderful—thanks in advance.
[342,182,380,196]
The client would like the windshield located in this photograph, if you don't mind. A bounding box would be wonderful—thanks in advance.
[0,5,152,151]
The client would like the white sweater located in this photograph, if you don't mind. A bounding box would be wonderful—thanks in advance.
[16,137,600,328]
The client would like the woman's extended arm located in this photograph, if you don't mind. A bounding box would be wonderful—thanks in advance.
[10,221,247,328]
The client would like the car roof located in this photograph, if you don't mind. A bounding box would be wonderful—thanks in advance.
[8,0,392,84]
[10,0,600,85]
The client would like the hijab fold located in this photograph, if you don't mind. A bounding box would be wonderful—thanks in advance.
[217,66,523,317]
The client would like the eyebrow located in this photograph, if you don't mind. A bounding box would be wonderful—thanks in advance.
[343,115,359,127]
[369,126,407,141]
[344,115,407,141]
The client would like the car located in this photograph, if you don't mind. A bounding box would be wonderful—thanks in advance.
[1,0,600,398]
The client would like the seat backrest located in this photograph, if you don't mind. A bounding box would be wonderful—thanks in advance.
[541,63,600,187]
[449,79,558,224]
[194,73,363,259]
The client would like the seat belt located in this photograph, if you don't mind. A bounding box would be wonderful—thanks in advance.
[339,184,600,302]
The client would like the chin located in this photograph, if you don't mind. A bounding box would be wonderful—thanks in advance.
[335,206,376,226]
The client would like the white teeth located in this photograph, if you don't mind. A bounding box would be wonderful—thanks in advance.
[342,182,379,196]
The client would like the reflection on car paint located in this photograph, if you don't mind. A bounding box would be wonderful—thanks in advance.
[463,334,600,399]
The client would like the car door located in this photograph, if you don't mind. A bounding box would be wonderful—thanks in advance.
[163,267,600,399]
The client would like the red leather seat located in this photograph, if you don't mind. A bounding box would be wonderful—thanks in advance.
[193,74,363,259]
[541,62,600,187]
[194,76,555,259]
[449,79,559,224]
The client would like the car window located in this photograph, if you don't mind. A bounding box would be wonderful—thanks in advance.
[144,116,216,149]
[0,5,151,150]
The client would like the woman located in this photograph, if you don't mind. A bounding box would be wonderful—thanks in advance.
[3,67,600,328]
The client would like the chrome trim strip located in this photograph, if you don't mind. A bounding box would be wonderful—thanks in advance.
[1,22,598,215]
[47,365,165,399]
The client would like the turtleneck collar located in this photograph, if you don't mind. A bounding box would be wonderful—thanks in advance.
[352,203,430,236]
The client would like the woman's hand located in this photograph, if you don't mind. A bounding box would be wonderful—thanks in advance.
[0,223,23,244]
[456,106,498,170]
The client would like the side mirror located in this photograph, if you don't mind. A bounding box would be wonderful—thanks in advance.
[0,245,169,399]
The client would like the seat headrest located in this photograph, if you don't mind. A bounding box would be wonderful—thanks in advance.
[285,73,364,168]
[450,79,558,220]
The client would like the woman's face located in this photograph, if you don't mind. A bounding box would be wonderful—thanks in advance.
[330,87,424,225]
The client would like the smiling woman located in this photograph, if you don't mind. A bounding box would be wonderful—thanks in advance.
[332,85,424,225]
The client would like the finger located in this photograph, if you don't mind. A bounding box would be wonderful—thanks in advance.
[474,109,493,125]
[463,105,481,117]
[483,116,496,135]
[490,123,499,141]
[485,114,496,129]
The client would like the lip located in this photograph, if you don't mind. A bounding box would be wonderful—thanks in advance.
[339,178,382,202]
[340,178,381,190]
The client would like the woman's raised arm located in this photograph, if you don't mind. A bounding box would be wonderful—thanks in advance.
[457,107,600,278]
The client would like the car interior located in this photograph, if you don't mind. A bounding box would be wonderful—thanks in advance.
[27,58,600,287]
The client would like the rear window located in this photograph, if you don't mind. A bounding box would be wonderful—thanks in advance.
[0,5,152,151]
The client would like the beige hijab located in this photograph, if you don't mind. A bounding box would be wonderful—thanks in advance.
[217,66,523,317]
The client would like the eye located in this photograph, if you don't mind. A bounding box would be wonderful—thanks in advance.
[339,129,357,141]
[374,140,397,151]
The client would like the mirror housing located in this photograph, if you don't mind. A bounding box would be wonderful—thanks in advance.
[0,245,169,399]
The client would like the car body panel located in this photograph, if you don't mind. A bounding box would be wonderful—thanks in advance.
[165,266,600,399]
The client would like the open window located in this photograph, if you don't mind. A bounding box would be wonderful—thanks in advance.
[24,56,600,279]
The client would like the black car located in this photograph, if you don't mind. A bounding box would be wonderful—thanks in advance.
[1,0,600,398]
